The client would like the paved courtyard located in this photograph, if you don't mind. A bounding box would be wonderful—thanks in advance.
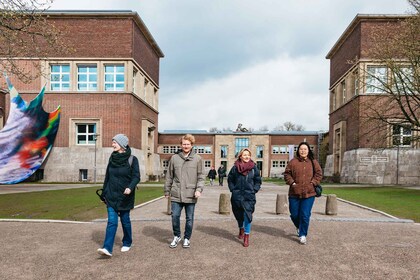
[0,183,419,279]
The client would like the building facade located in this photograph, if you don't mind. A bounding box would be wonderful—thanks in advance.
[158,130,321,179]
[325,14,419,185]
[0,11,164,182]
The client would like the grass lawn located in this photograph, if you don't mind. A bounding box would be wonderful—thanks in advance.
[0,186,163,222]
[323,187,420,222]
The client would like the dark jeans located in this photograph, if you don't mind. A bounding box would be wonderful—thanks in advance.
[171,201,195,240]
[219,176,224,186]
[103,206,132,253]
[288,196,315,237]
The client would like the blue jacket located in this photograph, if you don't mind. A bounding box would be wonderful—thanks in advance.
[228,165,261,222]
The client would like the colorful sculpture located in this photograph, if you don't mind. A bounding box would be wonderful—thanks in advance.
[0,77,61,184]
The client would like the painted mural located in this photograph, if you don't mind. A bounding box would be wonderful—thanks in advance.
[0,77,61,184]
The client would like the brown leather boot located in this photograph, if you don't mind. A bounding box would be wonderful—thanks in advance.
[243,234,249,247]
[238,228,245,239]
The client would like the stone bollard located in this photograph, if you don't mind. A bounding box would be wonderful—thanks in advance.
[276,194,288,214]
[167,197,172,215]
[325,194,338,215]
[219,193,230,215]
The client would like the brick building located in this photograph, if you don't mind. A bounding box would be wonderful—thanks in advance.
[0,11,164,182]
[324,14,419,184]
[158,129,321,178]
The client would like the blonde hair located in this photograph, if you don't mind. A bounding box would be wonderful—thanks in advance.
[237,148,252,159]
[180,134,195,145]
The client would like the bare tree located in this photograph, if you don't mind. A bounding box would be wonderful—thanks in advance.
[283,121,305,131]
[209,127,219,132]
[0,0,67,83]
[258,125,269,131]
[273,124,284,131]
[356,1,419,146]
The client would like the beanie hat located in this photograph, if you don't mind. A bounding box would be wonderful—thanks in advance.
[112,134,129,150]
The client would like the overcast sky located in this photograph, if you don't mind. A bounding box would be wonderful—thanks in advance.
[51,0,413,132]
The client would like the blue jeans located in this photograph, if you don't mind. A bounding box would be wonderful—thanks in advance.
[240,212,251,234]
[171,201,195,240]
[103,207,132,253]
[289,196,315,237]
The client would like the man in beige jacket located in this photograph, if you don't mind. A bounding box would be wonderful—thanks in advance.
[164,134,204,248]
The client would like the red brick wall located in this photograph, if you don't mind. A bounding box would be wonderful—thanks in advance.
[329,24,361,87]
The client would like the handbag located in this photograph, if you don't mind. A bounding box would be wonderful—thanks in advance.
[310,160,322,197]
[314,184,323,197]
[96,188,106,203]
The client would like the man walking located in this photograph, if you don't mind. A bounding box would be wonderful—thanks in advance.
[164,134,204,248]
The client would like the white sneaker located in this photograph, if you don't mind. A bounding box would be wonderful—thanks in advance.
[183,238,190,248]
[97,248,112,257]
[121,246,131,252]
[169,236,182,248]
[299,236,307,245]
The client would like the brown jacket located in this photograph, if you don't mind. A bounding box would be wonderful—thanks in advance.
[284,157,322,198]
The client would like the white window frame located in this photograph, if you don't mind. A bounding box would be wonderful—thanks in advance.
[104,64,125,91]
[279,161,287,168]
[341,80,346,103]
[392,124,412,147]
[162,160,169,169]
[272,161,279,168]
[272,146,280,154]
[353,70,359,96]
[366,66,387,94]
[50,64,70,91]
[77,64,97,91]
[220,145,228,158]
[76,123,97,145]
[204,160,211,168]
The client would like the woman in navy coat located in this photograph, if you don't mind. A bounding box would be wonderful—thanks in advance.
[228,148,261,247]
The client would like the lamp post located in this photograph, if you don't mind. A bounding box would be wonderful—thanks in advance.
[396,144,400,185]
[93,133,99,184]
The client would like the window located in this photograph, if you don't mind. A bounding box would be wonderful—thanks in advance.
[77,65,97,91]
[220,145,228,158]
[235,138,249,156]
[50,64,70,91]
[105,65,125,91]
[279,146,288,154]
[341,80,346,103]
[204,160,211,168]
[144,79,149,98]
[332,89,336,110]
[272,146,279,154]
[76,124,96,145]
[353,70,359,96]
[79,169,88,181]
[256,146,263,158]
[162,160,169,169]
[163,146,180,154]
[279,161,287,168]
[392,124,412,147]
[272,161,279,168]
[366,66,387,93]
[194,146,212,154]
[393,67,414,93]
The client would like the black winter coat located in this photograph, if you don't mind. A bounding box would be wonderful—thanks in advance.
[228,165,262,223]
[103,156,140,211]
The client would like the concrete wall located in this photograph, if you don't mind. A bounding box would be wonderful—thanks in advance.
[325,148,420,185]
[41,147,159,183]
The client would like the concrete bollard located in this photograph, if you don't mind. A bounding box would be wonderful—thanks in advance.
[167,197,172,215]
[275,194,288,214]
[325,194,338,215]
[219,193,230,215]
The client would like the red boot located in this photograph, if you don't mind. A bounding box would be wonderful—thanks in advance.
[243,234,249,247]
[238,228,245,239]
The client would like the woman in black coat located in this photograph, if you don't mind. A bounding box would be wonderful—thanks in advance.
[228,148,261,247]
[97,134,140,257]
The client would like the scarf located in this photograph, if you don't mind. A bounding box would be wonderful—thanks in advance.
[234,159,255,176]
[109,146,132,167]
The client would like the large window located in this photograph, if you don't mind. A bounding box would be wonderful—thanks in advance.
[163,146,180,154]
[220,145,228,158]
[50,64,70,91]
[235,138,249,156]
[366,66,387,93]
[256,146,263,158]
[104,65,125,91]
[272,146,280,154]
[194,146,212,154]
[204,160,211,168]
[272,161,279,168]
[76,124,96,145]
[392,124,412,147]
[353,70,359,96]
[77,65,97,91]
[393,67,414,93]
[341,80,346,103]
[162,160,169,169]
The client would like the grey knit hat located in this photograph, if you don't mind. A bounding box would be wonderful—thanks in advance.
[112,134,129,150]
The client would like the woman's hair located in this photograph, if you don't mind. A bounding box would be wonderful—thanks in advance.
[296,142,314,160]
[237,148,252,159]
[180,134,195,145]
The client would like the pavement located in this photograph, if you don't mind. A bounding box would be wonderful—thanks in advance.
[0,182,419,280]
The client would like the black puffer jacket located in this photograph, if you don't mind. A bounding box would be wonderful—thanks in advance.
[103,156,140,211]
[228,165,262,222]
